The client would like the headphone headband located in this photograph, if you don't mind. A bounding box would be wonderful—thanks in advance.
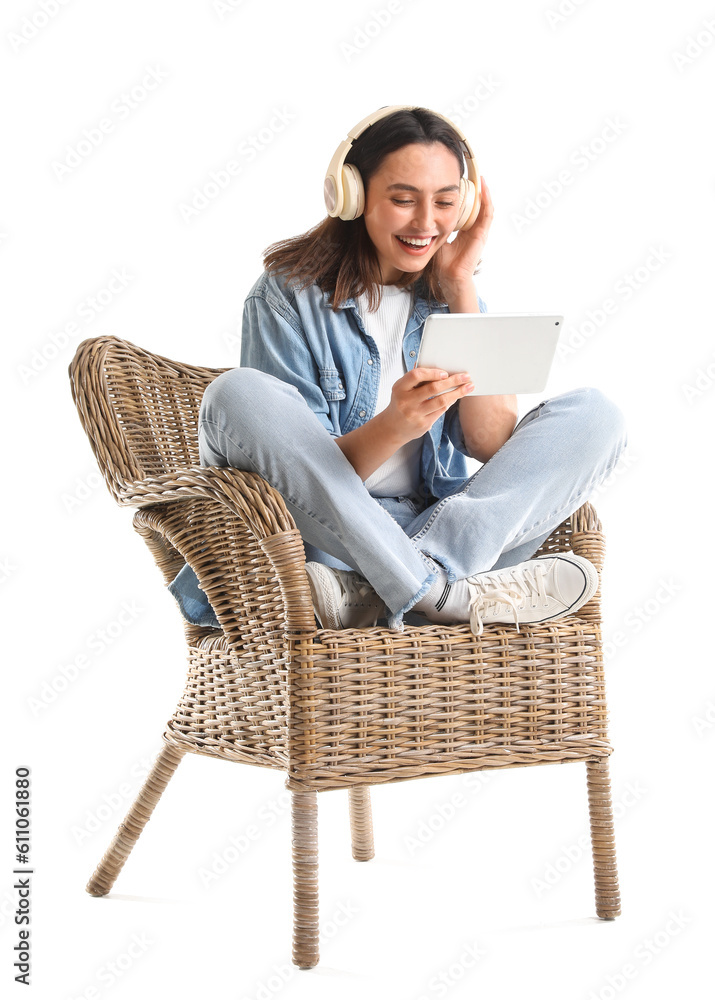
[323,104,480,229]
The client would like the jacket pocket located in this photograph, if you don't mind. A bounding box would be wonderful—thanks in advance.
[319,368,346,436]
[318,368,346,401]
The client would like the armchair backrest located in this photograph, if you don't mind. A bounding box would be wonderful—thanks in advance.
[68,335,230,503]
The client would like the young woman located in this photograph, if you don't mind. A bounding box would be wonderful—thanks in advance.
[174,105,627,633]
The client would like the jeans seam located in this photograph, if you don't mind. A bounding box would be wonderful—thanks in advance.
[408,399,551,544]
[408,468,480,542]
[414,548,457,584]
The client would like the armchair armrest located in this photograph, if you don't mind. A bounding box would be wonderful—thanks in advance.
[121,466,316,650]
[118,466,294,534]
[534,500,605,624]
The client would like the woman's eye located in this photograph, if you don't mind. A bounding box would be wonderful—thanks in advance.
[392,199,455,207]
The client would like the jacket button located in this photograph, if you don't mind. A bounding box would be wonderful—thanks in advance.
[409,351,416,357]
[367,359,374,365]
[359,410,366,418]
[338,382,343,389]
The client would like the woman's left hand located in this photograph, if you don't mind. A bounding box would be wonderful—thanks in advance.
[433,175,494,288]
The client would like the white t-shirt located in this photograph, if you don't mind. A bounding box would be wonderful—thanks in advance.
[354,283,423,497]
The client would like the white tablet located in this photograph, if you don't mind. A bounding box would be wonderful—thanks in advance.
[417,313,563,395]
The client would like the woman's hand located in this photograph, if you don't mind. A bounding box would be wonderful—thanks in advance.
[433,175,494,292]
[335,367,473,481]
[385,367,474,443]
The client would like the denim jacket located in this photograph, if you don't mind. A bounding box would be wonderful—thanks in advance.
[168,268,487,627]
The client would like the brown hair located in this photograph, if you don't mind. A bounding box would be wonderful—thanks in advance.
[262,107,481,312]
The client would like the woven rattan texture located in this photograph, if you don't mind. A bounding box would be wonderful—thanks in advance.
[283,619,609,790]
[160,616,609,790]
[70,335,226,500]
[69,335,613,794]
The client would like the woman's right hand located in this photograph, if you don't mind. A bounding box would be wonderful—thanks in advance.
[385,367,475,443]
[335,367,474,480]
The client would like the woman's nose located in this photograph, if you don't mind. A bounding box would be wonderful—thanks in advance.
[412,201,435,231]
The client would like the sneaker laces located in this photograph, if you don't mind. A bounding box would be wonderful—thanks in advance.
[336,570,382,611]
[465,562,549,636]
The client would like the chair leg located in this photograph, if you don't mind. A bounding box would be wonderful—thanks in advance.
[86,741,186,897]
[291,790,319,969]
[586,758,622,918]
[348,785,375,861]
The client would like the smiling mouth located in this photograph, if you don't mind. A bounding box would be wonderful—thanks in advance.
[395,235,438,251]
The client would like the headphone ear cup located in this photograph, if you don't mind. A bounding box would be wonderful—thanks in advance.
[455,177,478,230]
[339,163,365,220]
[455,177,480,231]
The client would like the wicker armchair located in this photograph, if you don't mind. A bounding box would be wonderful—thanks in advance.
[68,334,621,969]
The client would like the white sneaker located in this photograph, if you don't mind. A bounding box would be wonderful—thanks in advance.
[305,562,386,630]
[464,553,599,636]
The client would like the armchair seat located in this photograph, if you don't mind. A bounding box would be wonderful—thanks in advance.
[69,334,621,970]
[170,616,610,789]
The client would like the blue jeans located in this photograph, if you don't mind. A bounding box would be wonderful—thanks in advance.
[195,369,628,629]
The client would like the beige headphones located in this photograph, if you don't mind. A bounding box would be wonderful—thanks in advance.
[323,104,481,230]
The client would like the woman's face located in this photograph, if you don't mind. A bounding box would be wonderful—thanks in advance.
[362,142,463,284]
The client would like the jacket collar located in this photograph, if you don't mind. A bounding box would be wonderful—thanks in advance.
[325,279,447,322]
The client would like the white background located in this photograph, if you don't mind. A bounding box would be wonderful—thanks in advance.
[2,0,713,997]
